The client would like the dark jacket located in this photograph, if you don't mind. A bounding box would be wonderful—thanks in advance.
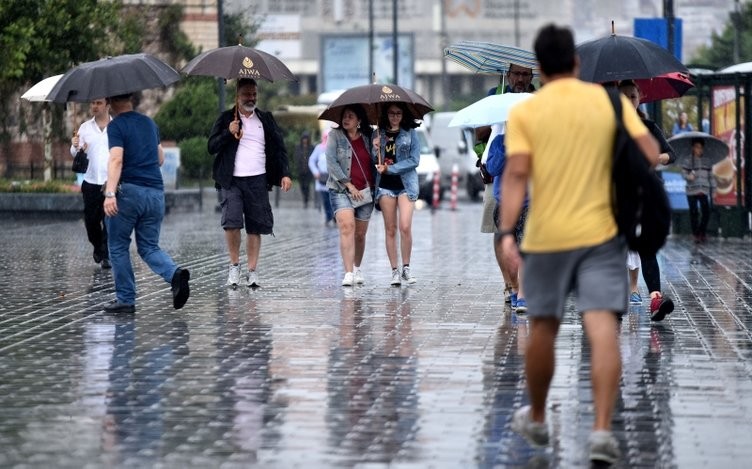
[207,107,290,190]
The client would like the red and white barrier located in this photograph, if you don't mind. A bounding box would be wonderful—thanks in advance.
[450,163,459,211]
[432,170,441,209]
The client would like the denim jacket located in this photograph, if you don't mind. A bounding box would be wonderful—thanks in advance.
[375,127,420,200]
[325,128,376,192]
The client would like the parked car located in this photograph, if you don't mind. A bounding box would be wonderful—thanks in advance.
[415,126,442,202]
[427,112,484,201]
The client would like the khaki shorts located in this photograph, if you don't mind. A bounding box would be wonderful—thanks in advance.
[480,184,497,233]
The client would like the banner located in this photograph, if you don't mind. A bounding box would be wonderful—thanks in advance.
[711,86,745,206]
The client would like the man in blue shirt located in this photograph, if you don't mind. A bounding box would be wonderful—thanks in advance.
[102,93,190,314]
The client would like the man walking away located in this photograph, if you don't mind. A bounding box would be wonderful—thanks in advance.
[102,94,190,314]
[500,24,659,465]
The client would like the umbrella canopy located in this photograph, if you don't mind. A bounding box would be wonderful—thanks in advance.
[46,53,180,103]
[21,74,64,102]
[448,92,533,128]
[318,84,434,125]
[444,41,539,76]
[634,72,694,103]
[182,45,297,82]
[668,131,729,167]
[577,34,689,83]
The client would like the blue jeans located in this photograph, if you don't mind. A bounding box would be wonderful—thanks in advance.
[106,183,178,305]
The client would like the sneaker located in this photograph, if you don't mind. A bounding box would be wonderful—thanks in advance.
[650,295,674,322]
[171,268,190,310]
[390,268,402,286]
[515,298,528,313]
[342,272,354,286]
[588,430,621,464]
[629,291,642,304]
[246,270,259,287]
[511,405,549,447]
[103,300,135,314]
[227,264,241,286]
[504,288,512,303]
[401,266,416,284]
[354,268,365,284]
[510,292,518,309]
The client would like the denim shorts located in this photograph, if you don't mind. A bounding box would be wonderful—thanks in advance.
[376,187,416,202]
[329,189,374,221]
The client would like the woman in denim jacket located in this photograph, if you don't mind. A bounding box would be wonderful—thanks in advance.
[325,104,376,286]
[373,103,421,286]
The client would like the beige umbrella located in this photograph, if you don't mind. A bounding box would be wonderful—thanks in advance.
[21,75,64,182]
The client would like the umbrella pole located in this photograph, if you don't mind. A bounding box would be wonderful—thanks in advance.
[233,97,243,140]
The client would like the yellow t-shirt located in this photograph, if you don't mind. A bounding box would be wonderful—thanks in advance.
[505,78,649,252]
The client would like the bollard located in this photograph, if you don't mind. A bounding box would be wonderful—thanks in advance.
[432,170,441,209]
[450,163,459,210]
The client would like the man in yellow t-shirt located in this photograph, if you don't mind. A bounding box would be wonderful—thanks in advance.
[499,24,659,465]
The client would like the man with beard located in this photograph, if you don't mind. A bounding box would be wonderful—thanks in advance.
[208,78,292,288]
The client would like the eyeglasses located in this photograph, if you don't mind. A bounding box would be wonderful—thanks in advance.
[509,71,533,78]
[388,111,402,117]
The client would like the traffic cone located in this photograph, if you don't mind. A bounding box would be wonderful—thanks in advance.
[432,170,441,209]
[450,163,459,210]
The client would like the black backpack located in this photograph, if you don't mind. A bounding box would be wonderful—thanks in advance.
[606,89,671,256]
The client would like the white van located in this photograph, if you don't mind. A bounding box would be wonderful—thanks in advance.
[428,112,483,201]
[415,126,442,202]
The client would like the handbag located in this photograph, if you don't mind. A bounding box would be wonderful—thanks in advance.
[318,172,329,185]
[72,148,89,173]
[348,187,373,208]
[347,146,374,208]
[607,89,671,256]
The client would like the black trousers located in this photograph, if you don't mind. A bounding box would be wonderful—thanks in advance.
[638,251,661,293]
[687,193,710,237]
[81,180,108,260]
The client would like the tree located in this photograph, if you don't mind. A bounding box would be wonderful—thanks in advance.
[692,2,752,69]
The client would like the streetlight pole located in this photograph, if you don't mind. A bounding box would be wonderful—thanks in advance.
[440,0,448,110]
[369,0,374,83]
[392,0,398,84]
[663,0,675,58]
[217,0,226,112]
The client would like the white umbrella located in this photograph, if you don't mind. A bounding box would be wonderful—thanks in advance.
[20,74,63,102]
[448,92,533,128]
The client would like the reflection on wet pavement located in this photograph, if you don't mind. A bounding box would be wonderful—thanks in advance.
[1,200,751,467]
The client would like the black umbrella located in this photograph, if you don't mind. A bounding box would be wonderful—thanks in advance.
[46,53,180,103]
[577,33,689,83]
[318,83,434,125]
[181,45,297,82]
[667,131,729,167]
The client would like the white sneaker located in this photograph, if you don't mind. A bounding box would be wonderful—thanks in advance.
[354,268,365,284]
[342,272,354,286]
[588,430,621,464]
[246,270,259,287]
[511,405,549,447]
[390,268,402,286]
[227,264,241,286]
[401,266,416,284]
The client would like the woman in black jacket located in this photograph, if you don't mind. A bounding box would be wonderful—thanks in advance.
[618,80,675,322]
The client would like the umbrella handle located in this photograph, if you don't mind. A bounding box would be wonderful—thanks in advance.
[233,102,243,140]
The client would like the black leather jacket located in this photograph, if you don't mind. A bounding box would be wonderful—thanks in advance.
[207,107,290,190]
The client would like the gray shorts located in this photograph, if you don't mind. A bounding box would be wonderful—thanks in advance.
[522,236,628,319]
[220,175,274,234]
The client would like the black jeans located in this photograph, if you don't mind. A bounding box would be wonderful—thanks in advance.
[81,180,108,260]
[687,193,710,237]
[639,251,661,293]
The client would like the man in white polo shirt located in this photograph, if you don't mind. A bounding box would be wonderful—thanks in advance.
[208,78,292,288]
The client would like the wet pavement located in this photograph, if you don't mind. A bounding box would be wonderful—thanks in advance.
[1,191,751,468]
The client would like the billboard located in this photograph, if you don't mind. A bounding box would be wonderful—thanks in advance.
[711,86,746,207]
[321,34,414,92]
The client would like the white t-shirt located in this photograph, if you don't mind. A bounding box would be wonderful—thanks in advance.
[234,112,266,177]
[70,117,111,185]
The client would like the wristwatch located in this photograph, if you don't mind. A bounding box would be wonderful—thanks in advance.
[104,191,116,198]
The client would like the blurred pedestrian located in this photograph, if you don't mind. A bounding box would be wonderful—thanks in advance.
[682,137,714,243]
[208,78,292,288]
[671,111,693,136]
[70,98,112,269]
[373,103,420,286]
[102,93,190,314]
[618,80,676,320]
[295,131,314,208]
[325,104,376,286]
[500,24,659,465]
[309,132,334,225]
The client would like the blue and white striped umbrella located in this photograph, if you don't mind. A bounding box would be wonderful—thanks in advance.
[444,41,539,76]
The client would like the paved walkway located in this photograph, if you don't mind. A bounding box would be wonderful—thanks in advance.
[1,194,751,468]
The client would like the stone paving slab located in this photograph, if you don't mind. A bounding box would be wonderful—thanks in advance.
[1,197,751,468]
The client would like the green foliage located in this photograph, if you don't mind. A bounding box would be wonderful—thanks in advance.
[274,111,320,180]
[223,12,260,47]
[692,3,752,68]
[155,77,218,141]
[159,4,197,62]
[178,136,212,180]
[0,179,76,193]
